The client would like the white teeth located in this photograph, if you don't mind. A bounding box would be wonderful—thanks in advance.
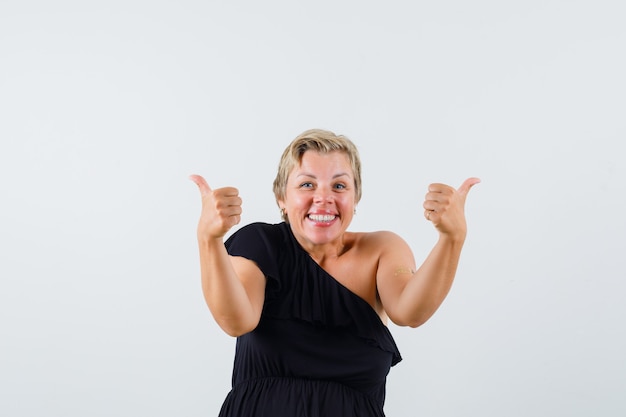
[308,214,336,222]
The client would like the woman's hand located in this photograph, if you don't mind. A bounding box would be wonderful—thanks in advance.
[423,177,480,240]
[189,174,242,240]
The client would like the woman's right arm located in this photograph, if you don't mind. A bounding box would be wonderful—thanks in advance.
[190,175,266,337]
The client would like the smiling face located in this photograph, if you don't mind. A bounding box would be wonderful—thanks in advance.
[278,150,357,251]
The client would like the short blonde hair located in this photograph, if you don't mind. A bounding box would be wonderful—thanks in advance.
[273,129,362,221]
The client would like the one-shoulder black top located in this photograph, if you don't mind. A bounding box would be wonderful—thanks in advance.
[219,222,402,417]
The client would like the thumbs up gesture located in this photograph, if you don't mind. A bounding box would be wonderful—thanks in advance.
[189,174,243,240]
[423,177,480,239]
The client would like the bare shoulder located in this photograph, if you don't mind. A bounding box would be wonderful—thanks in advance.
[346,230,410,256]
[352,230,407,246]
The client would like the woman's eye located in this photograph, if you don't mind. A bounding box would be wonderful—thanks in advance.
[300,182,313,188]
[334,183,346,190]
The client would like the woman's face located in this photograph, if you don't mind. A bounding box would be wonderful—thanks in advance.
[279,150,356,249]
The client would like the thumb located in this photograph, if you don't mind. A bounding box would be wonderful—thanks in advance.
[189,174,212,196]
[458,177,481,196]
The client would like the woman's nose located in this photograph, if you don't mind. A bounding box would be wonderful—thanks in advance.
[313,187,332,204]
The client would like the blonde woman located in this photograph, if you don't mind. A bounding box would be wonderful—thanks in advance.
[190,129,479,416]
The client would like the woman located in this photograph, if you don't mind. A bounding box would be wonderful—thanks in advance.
[190,129,479,416]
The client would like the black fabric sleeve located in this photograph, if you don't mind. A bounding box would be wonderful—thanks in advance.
[224,222,282,294]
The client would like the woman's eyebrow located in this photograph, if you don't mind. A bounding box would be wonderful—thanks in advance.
[333,173,351,179]
[296,172,350,178]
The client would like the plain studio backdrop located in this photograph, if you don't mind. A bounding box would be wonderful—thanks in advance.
[1,1,624,416]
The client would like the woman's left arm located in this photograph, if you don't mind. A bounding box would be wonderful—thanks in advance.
[377,178,480,328]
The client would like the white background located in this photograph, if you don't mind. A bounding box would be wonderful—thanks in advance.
[1,1,624,416]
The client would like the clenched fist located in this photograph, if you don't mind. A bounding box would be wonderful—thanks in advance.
[423,177,480,240]
[189,174,243,240]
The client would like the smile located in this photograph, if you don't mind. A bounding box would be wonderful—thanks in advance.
[308,214,336,223]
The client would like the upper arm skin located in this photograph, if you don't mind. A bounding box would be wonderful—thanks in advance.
[224,255,266,335]
[374,232,419,327]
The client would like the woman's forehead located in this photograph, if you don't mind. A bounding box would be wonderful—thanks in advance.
[292,151,353,175]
